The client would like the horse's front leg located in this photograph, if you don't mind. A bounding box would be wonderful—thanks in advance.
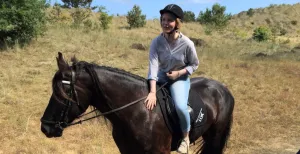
[112,127,129,154]
[146,134,172,154]
[112,126,145,154]
[146,119,173,154]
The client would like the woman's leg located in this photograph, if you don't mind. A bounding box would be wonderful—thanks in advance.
[169,77,191,153]
[169,77,191,134]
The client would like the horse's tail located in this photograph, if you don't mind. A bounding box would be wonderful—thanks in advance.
[198,85,235,154]
[218,88,234,153]
[220,90,234,151]
[195,116,233,154]
[220,113,233,152]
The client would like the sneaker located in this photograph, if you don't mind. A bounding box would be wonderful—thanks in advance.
[177,138,190,154]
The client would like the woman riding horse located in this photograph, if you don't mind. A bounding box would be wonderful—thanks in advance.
[145,4,199,154]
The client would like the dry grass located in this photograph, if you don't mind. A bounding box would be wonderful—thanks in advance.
[0,10,300,154]
[228,3,300,40]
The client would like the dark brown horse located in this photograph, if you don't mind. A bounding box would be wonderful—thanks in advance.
[41,52,234,154]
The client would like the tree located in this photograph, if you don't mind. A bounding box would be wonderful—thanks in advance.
[183,11,195,22]
[126,5,146,29]
[197,3,231,28]
[0,0,47,48]
[61,0,92,8]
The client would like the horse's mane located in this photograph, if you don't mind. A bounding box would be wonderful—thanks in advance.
[51,58,147,105]
[71,58,147,83]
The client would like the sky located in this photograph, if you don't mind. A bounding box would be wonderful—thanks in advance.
[51,0,300,19]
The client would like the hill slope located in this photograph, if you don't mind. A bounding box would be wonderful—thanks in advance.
[229,3,300,37]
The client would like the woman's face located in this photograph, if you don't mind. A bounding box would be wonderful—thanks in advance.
[161,13,177,34]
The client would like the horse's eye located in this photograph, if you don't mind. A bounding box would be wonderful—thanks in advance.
[61,72,71,80]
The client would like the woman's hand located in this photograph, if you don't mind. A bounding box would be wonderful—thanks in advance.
[166,71,180,80]
[144,92,157,110]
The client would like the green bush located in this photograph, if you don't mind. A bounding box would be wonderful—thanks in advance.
[126,5,146,29]
[83,19,93,30]
[183,11,195,22]
[197,3,231,29]
[71,8,92,28]
[0,0,47,48]
[47,4,62,23]
[204,26,212,35]
[253,26,271,42]
[98,6,113,30]
[291,20,297,25]
[247,8,254,17]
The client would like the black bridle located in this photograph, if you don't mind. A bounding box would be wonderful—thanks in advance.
[40,66,168,129]
[40,69,80,130]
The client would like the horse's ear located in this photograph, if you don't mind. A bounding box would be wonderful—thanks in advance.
[56,52,69,72]
[71,55,78,65]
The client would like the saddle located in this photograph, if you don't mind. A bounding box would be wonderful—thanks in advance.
[155,83,207,150]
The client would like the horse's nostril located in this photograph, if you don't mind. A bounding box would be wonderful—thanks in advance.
[41,124,50,135]
[57,131,63,137]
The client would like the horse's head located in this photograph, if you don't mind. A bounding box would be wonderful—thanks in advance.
[41,52,93,137]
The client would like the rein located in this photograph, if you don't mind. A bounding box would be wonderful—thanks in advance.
[68,81,168,127]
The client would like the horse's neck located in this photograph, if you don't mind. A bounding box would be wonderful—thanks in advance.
[88,67,148,125]
[95,67,148,106]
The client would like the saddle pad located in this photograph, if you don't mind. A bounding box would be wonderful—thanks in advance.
[156,85,207,133]
[188,90,207,129]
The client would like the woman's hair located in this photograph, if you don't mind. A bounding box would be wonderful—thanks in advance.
[175,18,182,30]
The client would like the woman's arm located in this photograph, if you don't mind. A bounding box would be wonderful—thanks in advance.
[147,38,159,81]
[185,41,199,75]
[145,38,159,110]
[149,79,157,93]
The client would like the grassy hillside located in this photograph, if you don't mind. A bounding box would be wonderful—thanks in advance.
[228,3,300,40]
[0,3,300,154]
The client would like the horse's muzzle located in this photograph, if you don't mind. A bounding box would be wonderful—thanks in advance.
[41,123,63,138]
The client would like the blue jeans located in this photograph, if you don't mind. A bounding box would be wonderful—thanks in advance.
[158,72,191,132]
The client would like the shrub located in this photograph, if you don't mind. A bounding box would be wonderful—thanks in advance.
[0,0,47,48]
[183,11,195,22]
[126,5,146,29]
[291,20,297,25]
[83,19,93,29]
[265,18,271,25]
[247,8,254,17]
[47,4,62,23]
[253,26,271,42]
[98,6,113,30]
[279,28,287,36]
[197,3,231,29]
[71,8,92,28]
[204,27,212,35]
